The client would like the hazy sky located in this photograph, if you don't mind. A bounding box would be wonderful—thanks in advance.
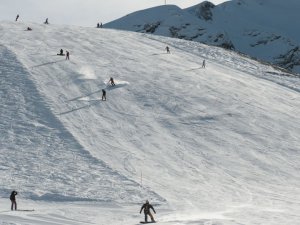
[0,0,227,27]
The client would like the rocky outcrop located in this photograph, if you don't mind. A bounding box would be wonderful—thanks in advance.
[187,1,215,21]
[143,22,161,33]
[276,47,300,71]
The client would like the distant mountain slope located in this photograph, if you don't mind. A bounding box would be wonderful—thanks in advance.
[105,0,300,74]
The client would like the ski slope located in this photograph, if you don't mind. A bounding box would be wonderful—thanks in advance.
[0,21,300,224]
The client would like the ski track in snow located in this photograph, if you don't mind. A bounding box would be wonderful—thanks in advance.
[0,45,161,203]
[0,21,299,224]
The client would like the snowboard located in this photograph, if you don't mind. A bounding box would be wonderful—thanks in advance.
[140,221,156,224]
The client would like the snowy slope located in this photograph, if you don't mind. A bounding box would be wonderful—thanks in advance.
[0,21,300,224]
[105,0,300,74]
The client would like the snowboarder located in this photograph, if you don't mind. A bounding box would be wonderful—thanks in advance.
[140,200,156,223]
[10,191,18,211]
[102,89,106,101]
[202,59,206,68]
[66,51,70,60]
[15,14,19,21]
[166,46,170,54]
[44,18,49,24]
[109,77,115,86]
[27,27,32,31]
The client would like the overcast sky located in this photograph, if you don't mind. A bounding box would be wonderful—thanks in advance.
[0,0,227,27]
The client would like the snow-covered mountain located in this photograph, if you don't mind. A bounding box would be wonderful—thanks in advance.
[0,20,300,224]
[105,0,300,74]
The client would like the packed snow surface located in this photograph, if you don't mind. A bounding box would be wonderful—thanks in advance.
[0,21,300,224]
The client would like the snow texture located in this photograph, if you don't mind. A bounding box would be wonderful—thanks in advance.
[0,20,300,224]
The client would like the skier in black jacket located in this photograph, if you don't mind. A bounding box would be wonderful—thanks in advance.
[140,200,156,222]
[109,77,115,86]
[102,89,106,101]
[10,191,18,211]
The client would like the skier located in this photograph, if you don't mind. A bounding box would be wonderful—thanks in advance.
[66,51,70,60]
[100,23,103,28]
[97,23,100,28]
[166,46,170,54]
[202,59,206,68]
[10,191,18,211]
[16,14,19,21]
[102,89,106,101]
[140,200,156,223]
[44,18,49,24]
[109,77,115,86]
[27,27,32,31]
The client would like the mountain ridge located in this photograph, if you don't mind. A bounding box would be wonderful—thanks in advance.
[105,0,300,74]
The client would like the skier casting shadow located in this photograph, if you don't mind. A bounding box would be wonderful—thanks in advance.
[109,77,115,86]
[10,191,18,211]
[102,89,106,101]
[140,200,156,223]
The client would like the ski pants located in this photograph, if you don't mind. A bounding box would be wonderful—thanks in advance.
[144,212,154,222]
[11,200,17,210]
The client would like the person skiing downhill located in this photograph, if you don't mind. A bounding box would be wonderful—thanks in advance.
[109,77,115,86]
[10,191,18,211]
[140,200,156,223]
[15,14,19,21]
[66,51,70,60]
[165,46,170,54]
[44,18,49,24]
[202,59,206,68]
